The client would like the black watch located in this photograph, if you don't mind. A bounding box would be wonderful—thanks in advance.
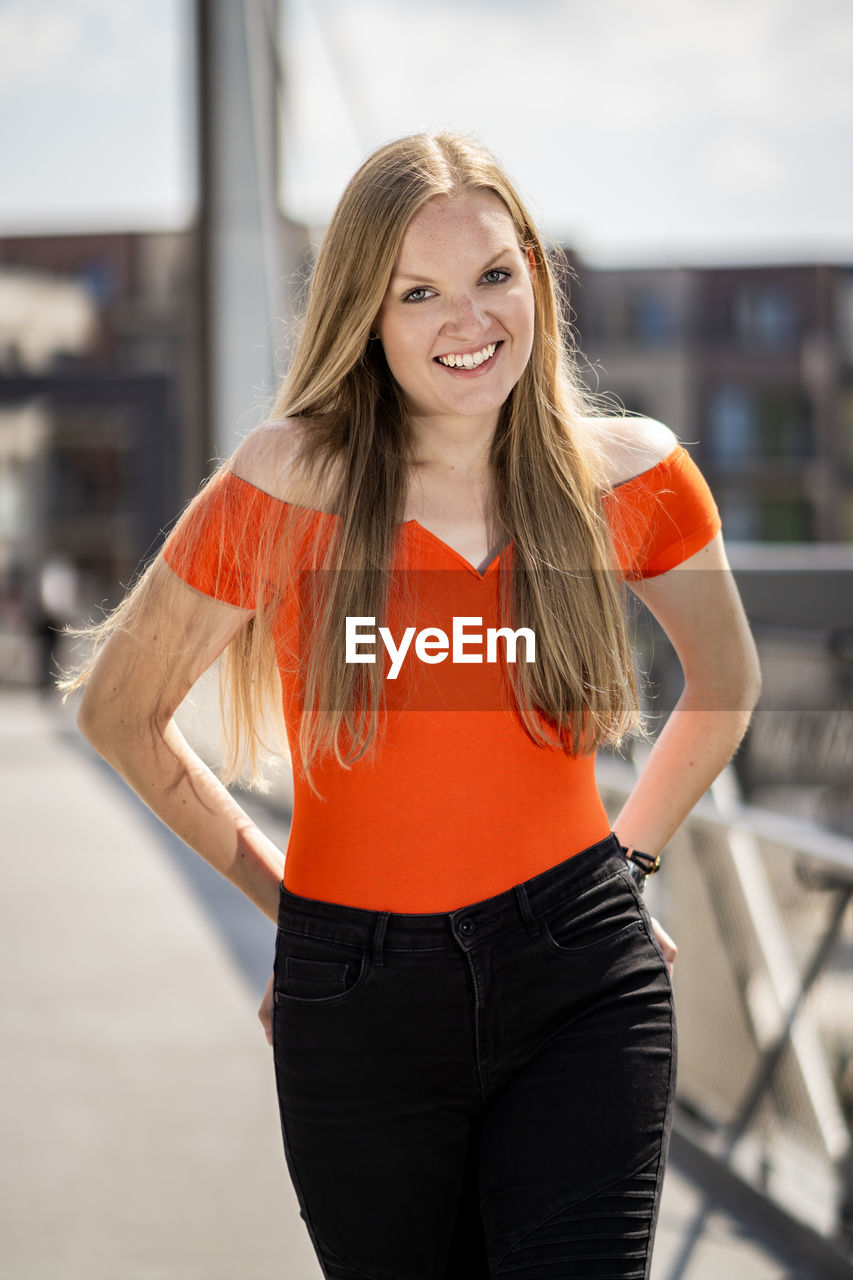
[621,846,661,894]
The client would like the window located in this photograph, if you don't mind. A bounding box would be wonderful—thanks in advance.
[720,495,812,541]
[733,285,799,349]
[631,290,676,344]
[707,385,757,462]
[757,390,813,458]
[707,384,812,462]
[758,498,813,541]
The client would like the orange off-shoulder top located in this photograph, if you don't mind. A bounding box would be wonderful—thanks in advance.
[164,444,721,911]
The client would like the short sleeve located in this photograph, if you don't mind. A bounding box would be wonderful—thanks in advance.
[603,445,722,580]
[162,471,287,609]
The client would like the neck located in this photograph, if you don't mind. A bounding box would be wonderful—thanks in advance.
[407,412,497,478]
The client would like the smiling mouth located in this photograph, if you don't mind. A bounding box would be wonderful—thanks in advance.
[435,342,500,369]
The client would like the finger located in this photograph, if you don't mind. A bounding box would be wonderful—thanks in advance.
[258,974,275,1046]
[259,1001,273,1046]
[650,916,677,954]
[650,918,678,976]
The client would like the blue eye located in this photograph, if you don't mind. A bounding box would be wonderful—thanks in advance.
[402,287,434,304]
[483,268,511,285]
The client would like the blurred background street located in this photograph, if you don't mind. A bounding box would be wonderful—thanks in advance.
[1,0,853,1275]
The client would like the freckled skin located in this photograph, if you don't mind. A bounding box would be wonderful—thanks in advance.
[375,191,536,457]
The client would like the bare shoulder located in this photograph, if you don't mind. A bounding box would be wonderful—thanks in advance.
[579,415,679,487]
[228,417,344,510]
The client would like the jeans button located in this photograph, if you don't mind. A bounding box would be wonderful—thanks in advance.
[458,918,475,936]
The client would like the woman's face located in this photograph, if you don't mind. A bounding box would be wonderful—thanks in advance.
[374,190,536,437]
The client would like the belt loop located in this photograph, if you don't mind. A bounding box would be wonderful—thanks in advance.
[514,883,541,940]
[371,912,389,966]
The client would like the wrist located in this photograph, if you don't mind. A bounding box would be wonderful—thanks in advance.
[617,842,662,893]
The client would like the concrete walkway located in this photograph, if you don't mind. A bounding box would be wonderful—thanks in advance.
[0,689,318,1280]
[0,688,838,1278]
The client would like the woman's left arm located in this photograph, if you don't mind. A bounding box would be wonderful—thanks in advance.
[612,529,762,860]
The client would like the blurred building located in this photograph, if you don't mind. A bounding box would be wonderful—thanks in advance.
[0,231,201,681]
[569,259,853,543]
[565,254,853,832]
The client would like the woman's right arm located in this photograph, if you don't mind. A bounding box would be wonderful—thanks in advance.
[77,557,285,923]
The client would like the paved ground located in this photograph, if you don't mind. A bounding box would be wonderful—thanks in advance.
[0,686,841,1278]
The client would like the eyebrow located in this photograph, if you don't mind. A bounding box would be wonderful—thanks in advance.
[390,247,518,285]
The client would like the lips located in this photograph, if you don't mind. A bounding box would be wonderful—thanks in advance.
[435,342,499,369]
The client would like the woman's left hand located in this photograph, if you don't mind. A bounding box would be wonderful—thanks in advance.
[650,917,677,978]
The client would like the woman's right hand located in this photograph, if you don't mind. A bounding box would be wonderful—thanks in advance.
[259,972,275,1045]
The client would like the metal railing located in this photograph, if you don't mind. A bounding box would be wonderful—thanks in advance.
[598,754,853,1256]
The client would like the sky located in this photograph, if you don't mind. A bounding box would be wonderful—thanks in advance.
[1,0,852,266]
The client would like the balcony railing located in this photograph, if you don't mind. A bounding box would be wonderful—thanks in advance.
[597,755,853,1256]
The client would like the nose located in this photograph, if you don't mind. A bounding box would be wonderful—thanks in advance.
[443,290,487,336]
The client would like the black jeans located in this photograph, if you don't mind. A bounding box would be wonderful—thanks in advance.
[271,832,676,1280]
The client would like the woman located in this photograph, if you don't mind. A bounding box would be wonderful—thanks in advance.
[71,132,761,1278]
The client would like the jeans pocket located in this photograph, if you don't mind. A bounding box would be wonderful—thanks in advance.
[615,864,674,978]
[273,929,370,1006]
[539,870,644,956]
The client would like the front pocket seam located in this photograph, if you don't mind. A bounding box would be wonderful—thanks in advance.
[273,949,372,1007]
[540,916,645,956]
[277,923,365,954]
[285,956,349,993]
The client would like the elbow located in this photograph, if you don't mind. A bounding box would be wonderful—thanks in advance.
[729,657,763,717]
[683,636,762,718]
[729,646,762,748]
[76,683,126,760]
[76,683,104,750]
[724,619,763,713]
[76,680,170,765]
[742,655,758,706]
[742,633,763,711]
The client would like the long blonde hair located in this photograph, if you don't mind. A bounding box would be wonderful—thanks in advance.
[65,131,645,793]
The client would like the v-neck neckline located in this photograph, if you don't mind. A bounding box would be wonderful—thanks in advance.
[401,444,683,578]
[405,520,508,580]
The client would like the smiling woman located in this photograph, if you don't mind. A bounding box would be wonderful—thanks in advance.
[63,131,760,1280]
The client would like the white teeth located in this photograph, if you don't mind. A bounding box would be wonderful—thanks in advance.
[438,342,497,368]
